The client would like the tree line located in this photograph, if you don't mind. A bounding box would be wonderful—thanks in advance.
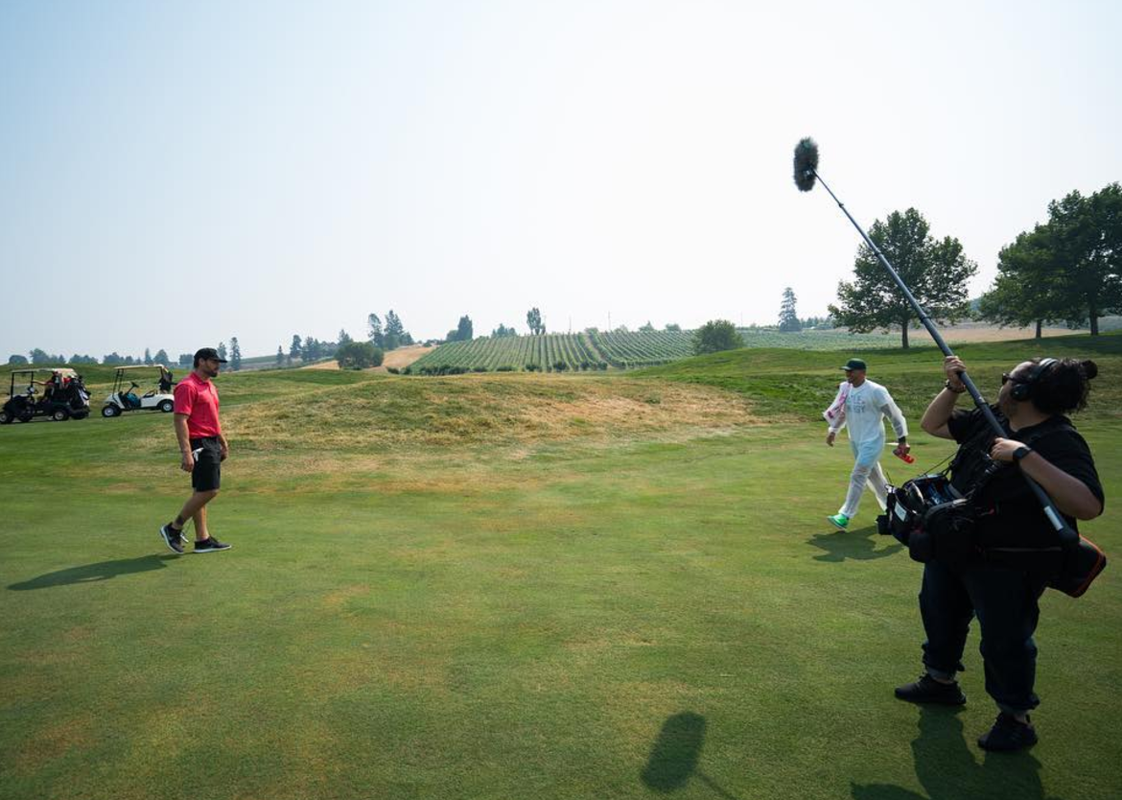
[439,310,685,343]
[978,184,1121,336]
[8,342,248,371]
[773,182,1120,348]
[8,347,180,368]
[5,304,422,372]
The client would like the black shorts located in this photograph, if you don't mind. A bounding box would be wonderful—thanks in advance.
[190,437,222,492]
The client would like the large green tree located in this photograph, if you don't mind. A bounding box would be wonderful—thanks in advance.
[336,341,384,370]
[383,310,406,350]
[692,320,743,355]
[1046,183,1122,335]
[446,315,473,342]
[367,314,385,348]
[828,208,977,348]
[778,287,800,332]
[526,307,544,335]
[303,336,320,361]
[978,184,1122,335]
[977,224,1065,338]
[229,337,242,370]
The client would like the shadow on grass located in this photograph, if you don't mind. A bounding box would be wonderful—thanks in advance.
[809,525,904,562]
[641,711,740,799]
[851,706,1064,800]
[8,555,178,590]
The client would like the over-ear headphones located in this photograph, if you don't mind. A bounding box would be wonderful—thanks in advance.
[1011,358,1058,401]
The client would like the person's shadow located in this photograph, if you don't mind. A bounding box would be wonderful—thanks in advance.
[8,555,177,590]
[851,706,1064,800]
[808,525,904,563]
[641,712,741,799]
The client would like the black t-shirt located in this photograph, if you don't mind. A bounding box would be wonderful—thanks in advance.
[947,406,1104,549]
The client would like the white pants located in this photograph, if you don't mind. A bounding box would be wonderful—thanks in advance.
[839,438,889,518]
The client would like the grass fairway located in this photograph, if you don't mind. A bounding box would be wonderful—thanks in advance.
[1,340,1120,800]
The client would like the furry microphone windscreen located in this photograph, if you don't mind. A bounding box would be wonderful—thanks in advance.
[793,137,819,192]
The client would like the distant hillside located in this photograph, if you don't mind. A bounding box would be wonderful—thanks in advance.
[637,332,1122,423]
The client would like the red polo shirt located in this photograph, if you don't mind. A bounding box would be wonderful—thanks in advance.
[174,371,221,439]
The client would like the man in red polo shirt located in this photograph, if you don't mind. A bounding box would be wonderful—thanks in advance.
[159,347,232,554]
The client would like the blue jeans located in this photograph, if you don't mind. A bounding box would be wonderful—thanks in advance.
[918,558,1049,714]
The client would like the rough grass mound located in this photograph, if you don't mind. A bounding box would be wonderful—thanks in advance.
[225,375,763,452]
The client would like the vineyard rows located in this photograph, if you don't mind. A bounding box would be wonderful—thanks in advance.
[409,328,901,374]
[590,330,693,368]
[411,334,606,373]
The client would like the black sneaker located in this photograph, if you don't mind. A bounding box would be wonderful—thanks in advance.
[978,713,1037,752]
[193,536,231,553]
[894,674,967,705]
[159,523,185,555]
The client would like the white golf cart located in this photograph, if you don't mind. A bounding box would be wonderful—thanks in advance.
[102,364,176,417]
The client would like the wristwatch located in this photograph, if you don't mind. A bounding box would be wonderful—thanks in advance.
[1013,446,1033,461]
[944,379,966,394]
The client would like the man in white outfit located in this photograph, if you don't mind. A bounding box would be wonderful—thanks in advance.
[824,358,910,529]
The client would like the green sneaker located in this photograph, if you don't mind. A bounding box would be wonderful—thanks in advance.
[827,513,850,530]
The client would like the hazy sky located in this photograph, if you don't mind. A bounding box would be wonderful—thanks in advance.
[2,0,1119,360]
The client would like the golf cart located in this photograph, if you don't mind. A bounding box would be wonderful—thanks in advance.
[0,368,91,424]
[102,365,176,417]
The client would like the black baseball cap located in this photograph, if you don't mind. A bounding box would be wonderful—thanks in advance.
[841,358,867,371]
[194,347,228,363]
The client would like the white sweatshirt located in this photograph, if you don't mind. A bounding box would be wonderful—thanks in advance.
[824,379,908,443]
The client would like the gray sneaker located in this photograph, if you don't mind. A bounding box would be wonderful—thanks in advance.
[194,536,231,553]
[159,523,185,555]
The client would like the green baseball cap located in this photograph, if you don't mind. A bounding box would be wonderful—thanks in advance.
[841,358,867,371]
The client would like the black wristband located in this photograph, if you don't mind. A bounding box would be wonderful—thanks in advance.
[944,379,966,394]
[1013,446,1033,461]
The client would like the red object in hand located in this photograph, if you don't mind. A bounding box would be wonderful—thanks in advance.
[895,451,916,464]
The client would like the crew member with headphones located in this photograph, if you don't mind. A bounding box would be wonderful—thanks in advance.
[893,355,1103,752]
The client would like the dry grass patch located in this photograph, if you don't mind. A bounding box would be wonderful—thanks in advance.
[321,584,371,610]
[99,374,764,487]
[298,345,434,373]
[228,375,762,453]
[380,344,434,370]
[8,715,96,775]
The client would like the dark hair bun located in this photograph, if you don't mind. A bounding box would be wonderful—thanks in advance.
[1081,360,1098,380]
